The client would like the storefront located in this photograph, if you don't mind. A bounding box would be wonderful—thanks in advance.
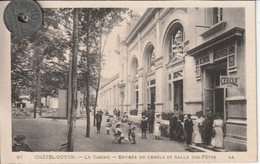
[187,27,246,151]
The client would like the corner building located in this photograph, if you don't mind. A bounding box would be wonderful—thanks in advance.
[98,8,246,151]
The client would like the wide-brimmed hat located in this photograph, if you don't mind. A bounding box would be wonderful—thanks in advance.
[14,135,25,142]
[115,122,122,126]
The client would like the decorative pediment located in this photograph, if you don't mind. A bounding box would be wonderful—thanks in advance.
[145,66,156,77]
[132,75,138,82]
[166,53,184,68]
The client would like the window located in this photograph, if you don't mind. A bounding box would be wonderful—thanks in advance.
[213,8,223,24]
[169,83,172,101]
[147,89,150,102]
[148,47,154,67]
[136,91,139,109]
[150,79,156,85]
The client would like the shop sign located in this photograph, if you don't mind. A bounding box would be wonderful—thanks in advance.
[219,76,239,87]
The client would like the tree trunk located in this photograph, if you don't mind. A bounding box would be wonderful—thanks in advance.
[67,8,79,152]
[85,10,91,137]
[93,25,104,127]
[33,100,37,118]
[36,53,42,116]
[45,95,48,108]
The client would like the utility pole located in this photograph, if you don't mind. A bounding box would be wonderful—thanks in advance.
[67,8,79,152]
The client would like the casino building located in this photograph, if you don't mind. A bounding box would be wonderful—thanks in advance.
[98,8,246,151]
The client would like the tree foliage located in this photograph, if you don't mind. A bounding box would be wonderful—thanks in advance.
[11,8,73,104]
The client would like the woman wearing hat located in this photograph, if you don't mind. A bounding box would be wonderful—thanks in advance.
[12,135,32,152]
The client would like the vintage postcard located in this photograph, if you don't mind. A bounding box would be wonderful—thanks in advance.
[0,1,257,163]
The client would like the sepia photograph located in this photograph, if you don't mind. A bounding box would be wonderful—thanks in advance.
[0,1,257,163]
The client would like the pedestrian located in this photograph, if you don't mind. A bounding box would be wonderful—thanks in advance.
[148,113,155,133]
[154,114,161,140]
[106,117,112,135]
[128,122,136,144]
[184,114,194,146]
[172,113,178,140]
[99,110,103,121]
[203,111,214,146]
[113,108,117,116]
[96,117,102,134]
[115,123,125,143]
[12,135,32,152]
[117,109,120,118]
[193,111,205,146]
[211,113,224,149]
[176,120,184,143]
[169,112,174,140]
[140,116,148,139]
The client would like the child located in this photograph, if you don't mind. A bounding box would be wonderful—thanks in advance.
[141,116,148,139]
[115,123,125,143]
[154,115,161,140]
[128,122,136,144]
[106,117,112,135]
[12,135,32,152]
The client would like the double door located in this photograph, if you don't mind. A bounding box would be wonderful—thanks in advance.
[203,62,227,118]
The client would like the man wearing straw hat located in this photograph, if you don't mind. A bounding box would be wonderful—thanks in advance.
[12,135,32,152]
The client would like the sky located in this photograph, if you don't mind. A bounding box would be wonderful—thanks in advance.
[101,8,146,79]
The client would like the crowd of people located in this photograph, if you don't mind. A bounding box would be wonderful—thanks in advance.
[167,110,225,149]
[102,107,224,149]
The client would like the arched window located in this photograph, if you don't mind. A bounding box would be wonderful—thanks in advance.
[131,57,138,78]
[143,44,155,73]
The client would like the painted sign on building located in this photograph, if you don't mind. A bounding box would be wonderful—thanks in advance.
[219,76,239,87]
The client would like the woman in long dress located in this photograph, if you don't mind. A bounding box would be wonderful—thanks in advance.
[154,114,161,139]
[193,112,204,146]
[211,113,224,149]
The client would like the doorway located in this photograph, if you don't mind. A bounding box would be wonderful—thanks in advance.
[173,80,183,111]
[215,88,224,115]
[203,59,227,115]
[150,87,156,111]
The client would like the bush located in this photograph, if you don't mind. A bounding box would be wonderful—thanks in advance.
[130,109,138,115]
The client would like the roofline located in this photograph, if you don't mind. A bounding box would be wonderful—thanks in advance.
[125,8,161,46]
[100,73,120,90]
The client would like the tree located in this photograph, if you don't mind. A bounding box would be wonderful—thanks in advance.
[11,8,73,117]
[77,8,129,137]
[67,8,79,152]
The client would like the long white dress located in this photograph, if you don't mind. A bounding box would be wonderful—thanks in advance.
[153,118,161,137]
[211,119,224,148]
[193,117,204,144]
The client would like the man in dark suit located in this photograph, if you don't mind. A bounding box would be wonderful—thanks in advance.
[203,111,214,146]
[141,116,148,139]
[169,112,174,140]
[148,113,155,133]
[184,114,194,146]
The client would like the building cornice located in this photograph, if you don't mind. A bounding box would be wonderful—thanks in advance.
[187,27,244,56]
[100,73,119,90]
[125,8,162,46]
